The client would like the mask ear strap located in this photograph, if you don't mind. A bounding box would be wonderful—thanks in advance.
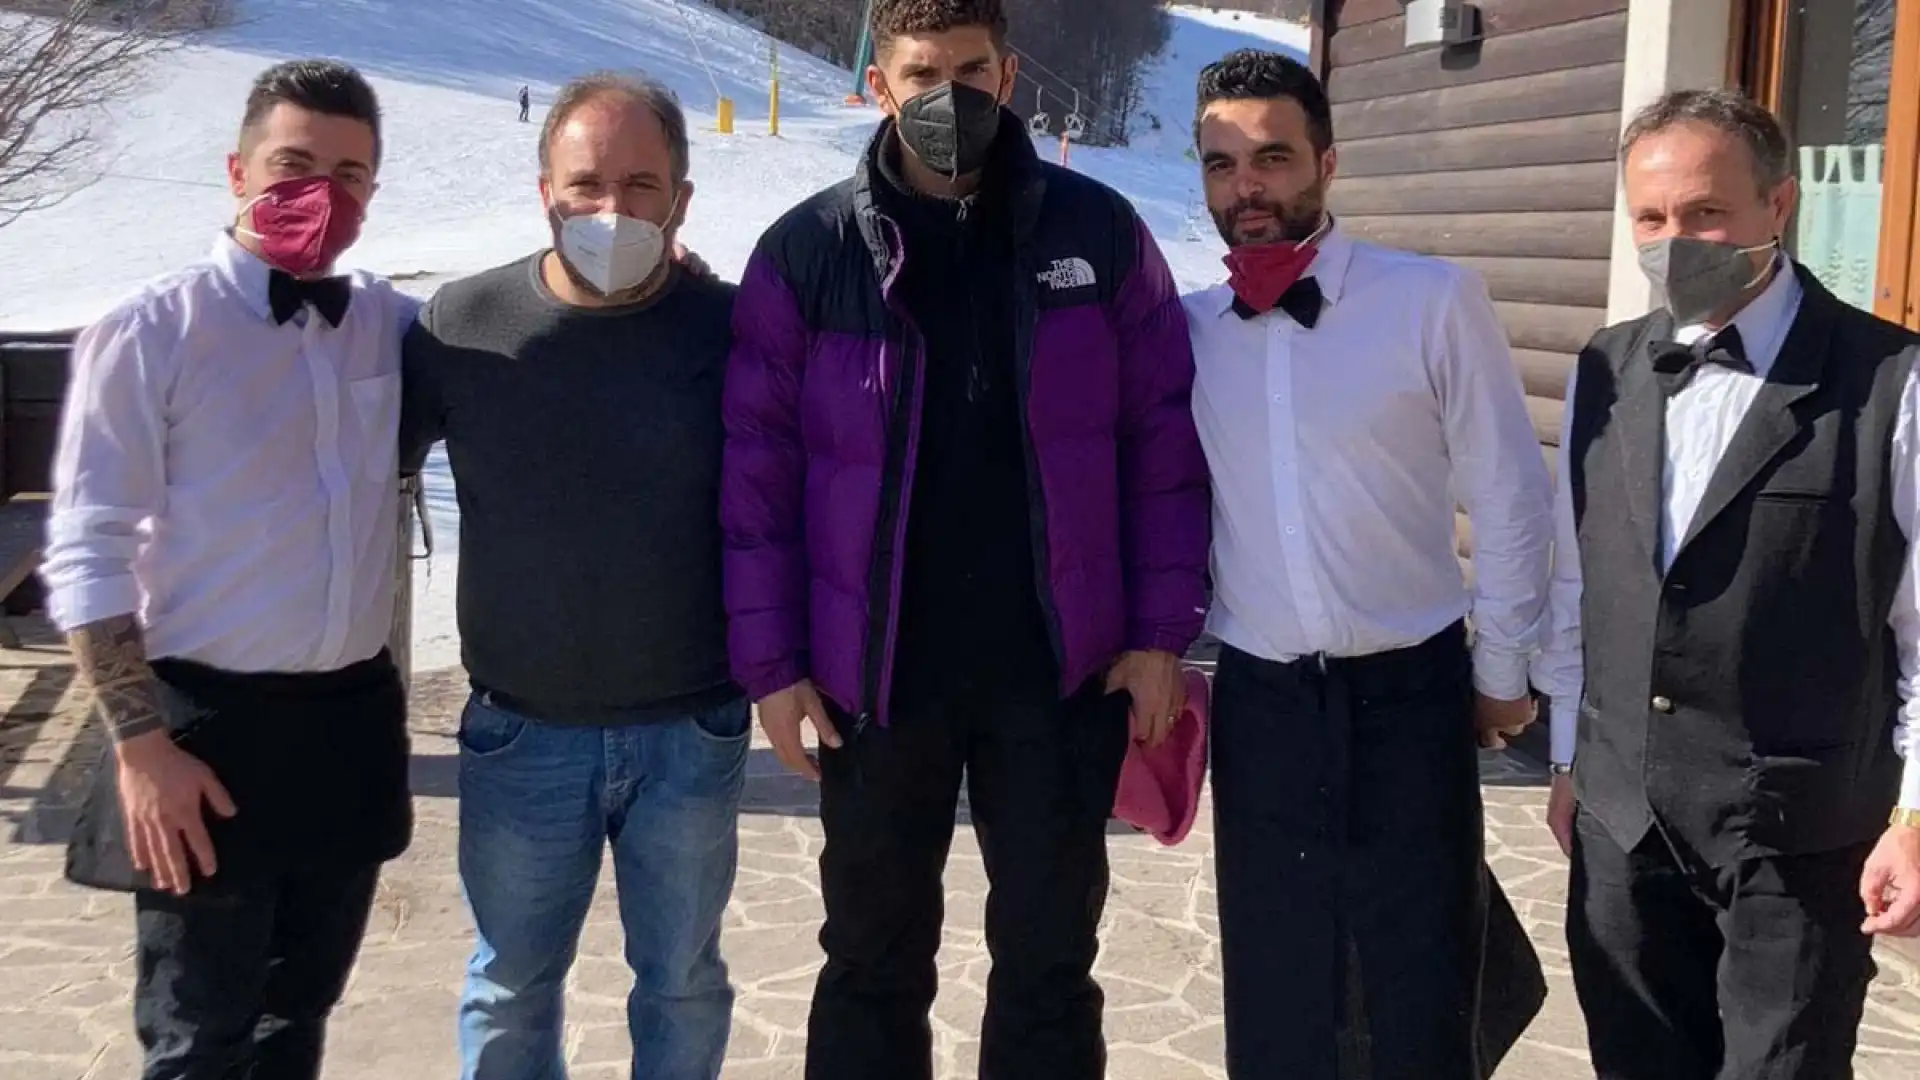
[233,192,269,240]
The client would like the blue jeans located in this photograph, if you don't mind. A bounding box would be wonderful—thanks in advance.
[455,690,748,1080]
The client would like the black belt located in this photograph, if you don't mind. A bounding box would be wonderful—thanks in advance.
[150,648,398,700]
[474,679,742,726]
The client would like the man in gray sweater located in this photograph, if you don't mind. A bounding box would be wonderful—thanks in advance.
[400,73,743,1080]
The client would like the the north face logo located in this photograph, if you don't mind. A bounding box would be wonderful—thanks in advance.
[1037,257,1097,291]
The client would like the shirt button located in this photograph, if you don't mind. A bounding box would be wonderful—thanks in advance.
[1285,526,1298,536]
[1273,394,1284,403]
[1651,695,1674,714]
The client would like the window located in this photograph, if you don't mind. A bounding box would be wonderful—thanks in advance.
[1739,0,1920,324]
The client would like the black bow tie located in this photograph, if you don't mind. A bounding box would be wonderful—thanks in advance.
[268,270,351,328]
[1651,325,1752,394]
[1232,277,1323,329]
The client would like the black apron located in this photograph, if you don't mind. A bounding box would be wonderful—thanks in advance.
[1211,626,1547,1079]
[66,650,411,892]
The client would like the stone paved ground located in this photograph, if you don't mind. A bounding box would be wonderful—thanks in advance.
[3,621,1919,1079]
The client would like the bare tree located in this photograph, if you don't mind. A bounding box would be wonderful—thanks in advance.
[0,0,212,229]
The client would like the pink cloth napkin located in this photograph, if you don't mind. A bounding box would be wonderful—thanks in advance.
[1112,668,1210,846]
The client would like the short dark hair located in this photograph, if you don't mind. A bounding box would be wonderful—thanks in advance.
[1195,49,1333,154]
[1620,88,1792,192]
[871,0,1009,57]
[239,60,382,168]
[539,72,690,185]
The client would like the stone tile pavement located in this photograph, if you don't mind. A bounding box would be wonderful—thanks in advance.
[2,621,1918,1078]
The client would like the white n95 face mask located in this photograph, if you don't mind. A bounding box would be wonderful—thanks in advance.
[556,209,670,296]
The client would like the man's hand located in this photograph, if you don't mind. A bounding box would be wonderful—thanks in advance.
[757,679,840,782]
[1107,650,1185,749]
[1861,823,1920,937]
[672,242,714,280]
[1474,692,1536,750]
[68,614,233,894]
[114,730,236,896]
[1547,772,1576,857]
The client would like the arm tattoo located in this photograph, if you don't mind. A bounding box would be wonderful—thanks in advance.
[69,615,167,743]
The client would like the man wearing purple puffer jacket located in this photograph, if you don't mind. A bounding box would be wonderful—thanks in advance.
[719,3,1209,1077]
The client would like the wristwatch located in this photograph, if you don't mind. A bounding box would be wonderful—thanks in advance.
[1549,762,1574,777]
[1892,807,1920,829]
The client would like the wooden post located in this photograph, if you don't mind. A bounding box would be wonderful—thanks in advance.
[389,475,418,696]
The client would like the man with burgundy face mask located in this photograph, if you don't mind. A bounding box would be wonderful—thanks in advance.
[722,1,1209,1076]
[401,72,746,1080]
[1182,51,1553,1079]
[44,60,416,1080]
[1532,89,1920,1080]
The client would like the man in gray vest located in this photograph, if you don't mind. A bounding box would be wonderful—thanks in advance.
[1533,88,1920,1080]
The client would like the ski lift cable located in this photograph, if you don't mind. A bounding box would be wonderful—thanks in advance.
[1012,69,1071,109]
[1004,42,1101,115]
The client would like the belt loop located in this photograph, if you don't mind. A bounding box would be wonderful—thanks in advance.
[1315,652,1329,674]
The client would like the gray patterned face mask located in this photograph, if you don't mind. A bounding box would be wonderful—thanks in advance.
[1637,236,1778,325]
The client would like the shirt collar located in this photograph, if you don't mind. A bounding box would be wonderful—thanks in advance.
[1212,219,1355,319]
[210,230,278,324]
[1673,255,1803,379]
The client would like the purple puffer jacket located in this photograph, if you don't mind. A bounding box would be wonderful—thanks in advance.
[721,118,1210,725]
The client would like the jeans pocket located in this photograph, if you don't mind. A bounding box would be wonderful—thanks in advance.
[458,693,529,757]
[689,697,751,743]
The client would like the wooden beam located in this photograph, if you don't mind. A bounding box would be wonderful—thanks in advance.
[1495,301,1607,354]
[1455,256,1612,308]
[1876,0,1920,328]
[1332,162,1618,215]
[1333,62,1625,141]
[1328,0,1630,68]
[1527,395,1566,446]
[1339,210,1615,260]
[1327,12,1629,104]
[1512,348,1578,399]
[1335,0,1405,29]
[1338,112,1621,179]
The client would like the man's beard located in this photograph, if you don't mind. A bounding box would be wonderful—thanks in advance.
[1213,179,1329,248]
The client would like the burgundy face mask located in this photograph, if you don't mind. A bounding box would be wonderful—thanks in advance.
[237,175,364,276]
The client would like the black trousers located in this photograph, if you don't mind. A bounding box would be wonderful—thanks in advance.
[1211,629,1490,1080]
[1567,807,1877,1080]
[805,685,1130,1080]
[134,863,380,1080]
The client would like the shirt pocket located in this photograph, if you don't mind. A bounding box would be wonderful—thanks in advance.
[349,373,402,483]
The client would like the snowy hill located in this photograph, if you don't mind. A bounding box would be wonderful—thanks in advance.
[0,0,1306,671]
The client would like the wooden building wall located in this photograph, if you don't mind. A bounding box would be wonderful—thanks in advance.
[1319,0,1629,497]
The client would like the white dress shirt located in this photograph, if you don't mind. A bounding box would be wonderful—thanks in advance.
[1184,225,1555,698]
[1534,262,1920,807]
[43,233,415,673]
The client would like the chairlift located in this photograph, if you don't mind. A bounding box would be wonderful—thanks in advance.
[1063,90,1087,142]
[1028,111,1052,137]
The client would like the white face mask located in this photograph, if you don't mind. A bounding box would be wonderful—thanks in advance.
[555,207,671,296]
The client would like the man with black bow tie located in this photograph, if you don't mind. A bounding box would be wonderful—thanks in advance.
[1532,88,1920,1080]
[44,60,418,1080]
[1181,50,1553,1080]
